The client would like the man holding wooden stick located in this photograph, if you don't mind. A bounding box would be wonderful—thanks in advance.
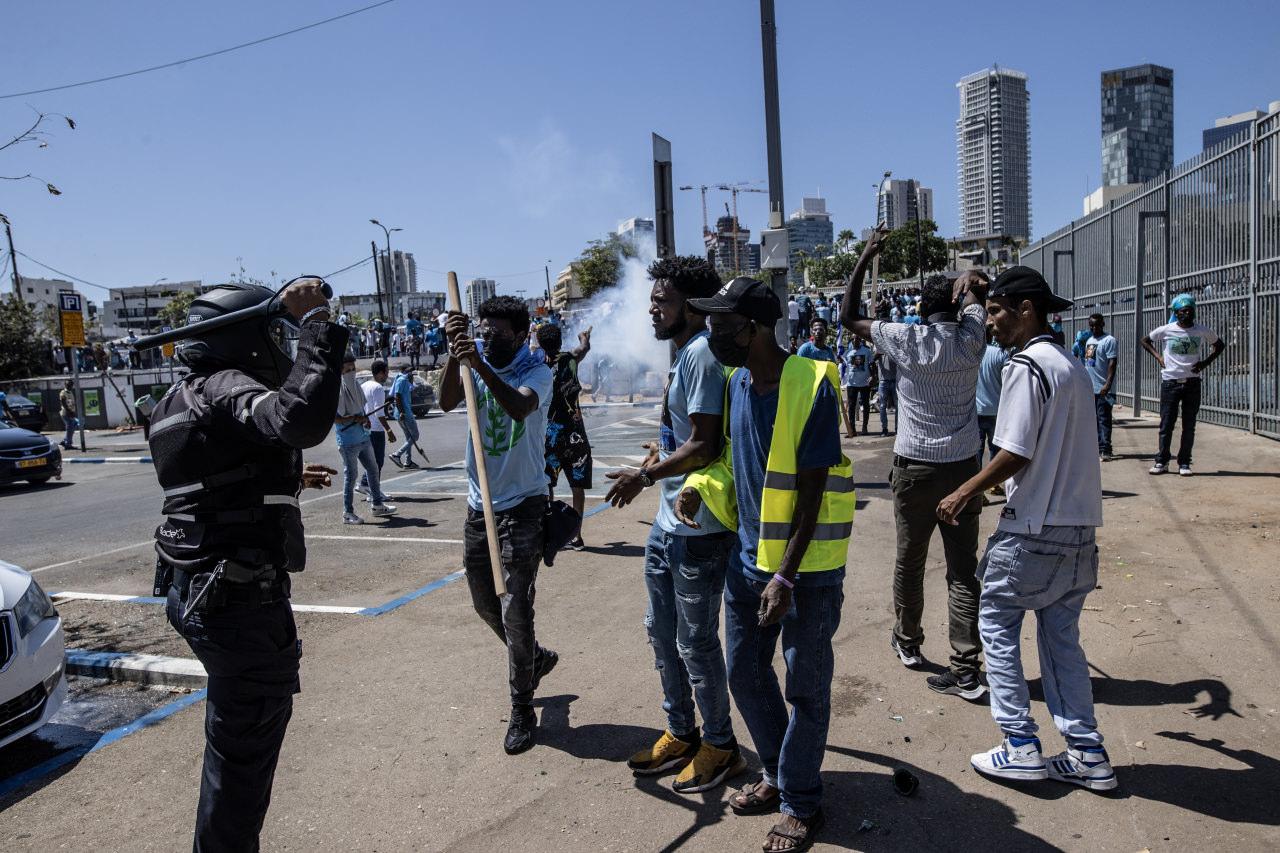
[441,295,559,755]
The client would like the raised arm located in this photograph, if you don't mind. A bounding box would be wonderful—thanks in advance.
[839,225,889,339]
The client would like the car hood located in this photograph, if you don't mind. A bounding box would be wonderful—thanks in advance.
[0,426,50,450]
[0,559,34,610]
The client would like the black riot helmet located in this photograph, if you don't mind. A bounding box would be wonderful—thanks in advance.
[176,283,301,387]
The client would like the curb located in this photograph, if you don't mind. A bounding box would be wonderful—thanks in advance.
[66,649,207,688]
[67,456,153,464]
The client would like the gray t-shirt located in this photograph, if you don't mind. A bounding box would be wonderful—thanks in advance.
[654,331,728,536]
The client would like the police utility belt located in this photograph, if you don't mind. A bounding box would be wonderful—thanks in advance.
[159,558,287,620]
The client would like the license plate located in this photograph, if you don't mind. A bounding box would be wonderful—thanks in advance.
[17,458,46,469]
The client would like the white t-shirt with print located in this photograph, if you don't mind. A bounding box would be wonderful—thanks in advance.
[361,379,387,433]
[1148,322,1219,381]
[993,339,1103,535]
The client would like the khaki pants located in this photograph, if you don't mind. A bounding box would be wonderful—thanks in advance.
[890,457,982,676]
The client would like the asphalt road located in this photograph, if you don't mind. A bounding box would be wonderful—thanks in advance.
[0,403,660,608]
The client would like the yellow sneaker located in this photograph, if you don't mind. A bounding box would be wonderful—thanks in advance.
[672,739,747,794]
[628,730,698,775]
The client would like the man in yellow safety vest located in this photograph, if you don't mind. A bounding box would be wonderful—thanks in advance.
[674,276,854,853]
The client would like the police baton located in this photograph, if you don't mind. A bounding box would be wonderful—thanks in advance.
[447,271,504,594]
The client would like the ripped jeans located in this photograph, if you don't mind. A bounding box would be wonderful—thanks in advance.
[643,526,737,747]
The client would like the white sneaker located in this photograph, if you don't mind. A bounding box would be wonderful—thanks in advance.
[1046,747,1118,791]
[370,503,397,516]
[1178,465,1193,477]
[1149,462,1167,475]
[971,736,1048,782]
[343,512,363,525]
[354,483,370,496]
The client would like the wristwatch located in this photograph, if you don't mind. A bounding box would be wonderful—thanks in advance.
[638,469,655,488]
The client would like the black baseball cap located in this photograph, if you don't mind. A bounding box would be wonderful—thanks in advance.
[989,266,1073,313]
[687,277,783,325]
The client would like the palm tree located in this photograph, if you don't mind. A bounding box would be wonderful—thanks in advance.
[836,229,856,254]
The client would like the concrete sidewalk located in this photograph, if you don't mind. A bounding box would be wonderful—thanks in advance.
[2,415,1277,851]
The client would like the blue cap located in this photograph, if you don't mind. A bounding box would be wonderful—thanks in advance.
[1170,293,1196,311]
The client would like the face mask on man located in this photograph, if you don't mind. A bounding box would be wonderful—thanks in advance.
[708,326,752,367]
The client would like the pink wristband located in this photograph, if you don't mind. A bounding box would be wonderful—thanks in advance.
[770,573,795,589]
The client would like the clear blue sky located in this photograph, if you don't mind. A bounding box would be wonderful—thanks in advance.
[2,0,1277,302]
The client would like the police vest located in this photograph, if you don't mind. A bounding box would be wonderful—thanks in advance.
[684,356,855,574]
[148,371,303,570]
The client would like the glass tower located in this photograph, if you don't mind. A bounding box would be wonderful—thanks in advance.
[1101,64,1174,186]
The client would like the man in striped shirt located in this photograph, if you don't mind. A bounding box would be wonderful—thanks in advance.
[841,245,989,700]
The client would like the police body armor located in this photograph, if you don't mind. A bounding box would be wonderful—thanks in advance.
[149,370,304,588]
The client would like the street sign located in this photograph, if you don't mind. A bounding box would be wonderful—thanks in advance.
[58,290,86,348]
[160,325,175,358]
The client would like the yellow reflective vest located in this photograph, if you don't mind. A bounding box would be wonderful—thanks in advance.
[683,356,855,574]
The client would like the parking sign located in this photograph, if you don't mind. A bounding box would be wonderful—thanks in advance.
[58,290,86,347]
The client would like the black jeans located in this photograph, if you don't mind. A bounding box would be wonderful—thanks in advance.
[463,494,548,705]
[844,386,871,435]
[165,588,300,853]
[1156,378,1201,466]
[1095,395,1114,455]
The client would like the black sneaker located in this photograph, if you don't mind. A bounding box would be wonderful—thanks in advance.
[532,647,559,691]
[504,704,537,755]
[891,637,923,668]
[564,537,585,551]
[927,670,987,700]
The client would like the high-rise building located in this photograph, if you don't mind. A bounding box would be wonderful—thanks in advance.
[785,197,834,287]
[1201,102,1279,151]
[1101,64,1174,186]
[956,66,1031,241]
[378,249,417,301]
[876,178,934,229]
[465,277,497,318]
[704,215,760,278]
[616,217,655,249]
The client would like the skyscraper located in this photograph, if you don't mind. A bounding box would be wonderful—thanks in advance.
[1101,64,1174,186]
[465,277,496,318]
[704,215,760,278]
[876,178,934,230]
[956,66,1031,240]
[785,197,834,288]
[616,217,655,248]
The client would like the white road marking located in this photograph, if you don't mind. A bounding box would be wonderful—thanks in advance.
[307,535,464,544]
[29,540,154,574]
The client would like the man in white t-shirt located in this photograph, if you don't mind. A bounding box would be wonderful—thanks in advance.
[937,266,1116,793]
[787,295,800,339]
[357,359,397,501]
[1141,294,1225,476]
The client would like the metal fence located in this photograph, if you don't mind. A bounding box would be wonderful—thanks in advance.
[1022,109,1280,439]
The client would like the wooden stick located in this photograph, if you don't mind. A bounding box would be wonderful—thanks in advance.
[446,272,504,594]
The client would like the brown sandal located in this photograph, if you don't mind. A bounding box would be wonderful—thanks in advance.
[762,809,824,852]
[730,780,781,815]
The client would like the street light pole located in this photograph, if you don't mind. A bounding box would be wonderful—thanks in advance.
[759,0,788,347]
[370,219,403,325]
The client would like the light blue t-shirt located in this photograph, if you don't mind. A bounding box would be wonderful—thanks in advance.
[976,342,1010,417]
[842,345,872,387]
[390,373,415,419]
[465,345,554,512]
[1084,334,1118,400]
[655,331,728,536]
[796,341,836,363]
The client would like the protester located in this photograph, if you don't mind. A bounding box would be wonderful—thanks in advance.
[874,347,898,436]
[538,323,593,551]
[976,335,1010,464]
[937,266,1115,792]
[604,256,744,794]
[796,319,836,362]
[357,359,397,501]
[1083,314,1118,461]
[787,294,800,339]
[1049,313,1067,346]
[841,231,988,700]
[1142,294,1225,476]
[426,322,446,368]
[675,276,854,852]
[388,364,421,469]
[441,295,559,755]
[841,336,873,438]
[335,355,396,524]
[59,380,79,449]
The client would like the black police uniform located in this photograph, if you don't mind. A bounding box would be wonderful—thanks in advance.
[148,300,346,852]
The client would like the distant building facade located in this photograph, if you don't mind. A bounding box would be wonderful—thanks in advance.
[102,280,204,339]
[957,66,1031,240]
[465,278,497,318]
[616,217,655,249]
[876,178,934,229]
[704,215,761,278]
[1101,64,1174,186]
[1201,102,1279,151]
[785,197,834,288]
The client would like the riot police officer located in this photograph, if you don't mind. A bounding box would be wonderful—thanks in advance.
[146,277,346,852]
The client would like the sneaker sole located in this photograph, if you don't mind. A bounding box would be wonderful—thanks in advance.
[629,755,692,776]
[930,682,988,700]
[672,755,749,794]
[1047,768,1118,791]
[972,760,1047,781]
[891,642,923,668]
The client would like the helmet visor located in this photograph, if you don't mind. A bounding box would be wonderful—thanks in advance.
[267,316,301,361]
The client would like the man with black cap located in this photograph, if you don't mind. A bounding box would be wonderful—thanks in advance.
[839,229,990,701]
[145,277,346,850]
[674,276,854,852]
[937,266,1115,792]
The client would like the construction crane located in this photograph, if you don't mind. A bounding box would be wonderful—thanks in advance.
[678,184,713,237]
[716,182,768,275]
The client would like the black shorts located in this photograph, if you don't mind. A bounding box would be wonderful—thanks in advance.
[545,422,592,489]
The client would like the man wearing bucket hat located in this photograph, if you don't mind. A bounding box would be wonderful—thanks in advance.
[1141,294,1226,476]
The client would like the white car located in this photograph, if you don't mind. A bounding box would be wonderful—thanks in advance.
[0,560,66,748]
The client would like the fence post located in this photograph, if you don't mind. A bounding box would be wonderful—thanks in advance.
[1248,119,1260,434]
[1135,209,1169,418]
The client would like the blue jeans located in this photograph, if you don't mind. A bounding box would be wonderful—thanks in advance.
[63,414,80,447]
[643,526,736,746]
[725,566,843,819]
[1095,395,1114,455]
[359,431,386,489]
[878,381,896,433]
[339,441,386,513]
[977,414,999,464]
[396,415,420,463]
[978,525,1103,750]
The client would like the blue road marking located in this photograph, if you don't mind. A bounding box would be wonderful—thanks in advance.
[357,570,465,616]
